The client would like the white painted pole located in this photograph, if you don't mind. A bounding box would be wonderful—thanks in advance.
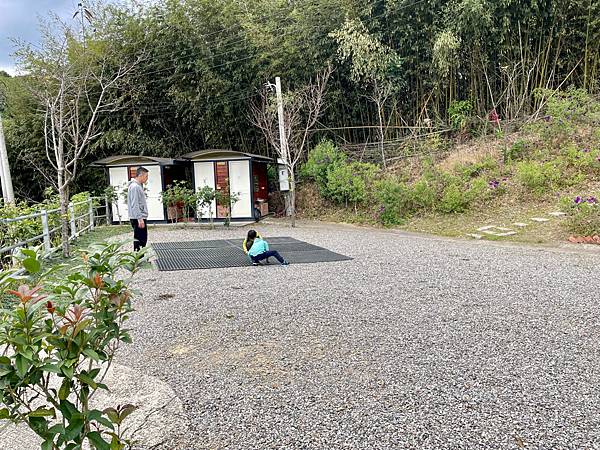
[0,113,14,203]
[0,142,6,202]
[275,77,289,167]
[275,77,292,216]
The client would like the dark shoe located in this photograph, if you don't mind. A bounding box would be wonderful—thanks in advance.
[252,262,262,266]
[281,261,289,266]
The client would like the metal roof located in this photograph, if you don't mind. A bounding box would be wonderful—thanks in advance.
[180,149,272,162]
[92,155,185,166]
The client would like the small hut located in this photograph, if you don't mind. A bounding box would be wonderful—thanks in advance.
[181,150,272,221]
[93,155,188,223]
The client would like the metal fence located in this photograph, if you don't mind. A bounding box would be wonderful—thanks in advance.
[0,197,110,265]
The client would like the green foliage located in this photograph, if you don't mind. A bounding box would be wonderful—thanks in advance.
[1,0,599,204]
[0,244,148,449]
[374,179,411,226]
[1,192,93,264]
[532,88,600,141]
[301,140,347,195]
[455,156,499,180]
[503,140,531,163]
[330,18,402,87]
[432,30,460,78]
[448,100,473,132]
[562,195,600,236]
[161,181,196,222]
[325,162,378,207]
[561,143,600,171]
[439,183,470,213]
[515,161,561,195]
[216,190,240,227]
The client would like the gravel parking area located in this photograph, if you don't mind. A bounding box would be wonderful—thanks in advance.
[115,222,600,449]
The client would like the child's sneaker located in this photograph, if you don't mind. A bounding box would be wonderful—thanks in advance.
[281,261,289,266]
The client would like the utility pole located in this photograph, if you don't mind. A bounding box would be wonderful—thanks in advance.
[275,77,288,166]
[0,112,14,203]
[274,77,292,217]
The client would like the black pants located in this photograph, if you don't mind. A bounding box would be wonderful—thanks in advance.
[251,250,284,264]
[130,219,148,251]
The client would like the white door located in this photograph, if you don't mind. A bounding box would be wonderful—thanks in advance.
[145,165,164,221]
[109,167,129,222]
[229,160,252,218]
[194,162,216,219]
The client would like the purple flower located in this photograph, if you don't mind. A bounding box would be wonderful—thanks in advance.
[575,196,582,204]
[582,148,590,153]
[488,180,500,189]
[587,197,597,204]
[543,115,552,122]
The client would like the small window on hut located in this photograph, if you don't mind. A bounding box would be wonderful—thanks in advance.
[128,167,137,180]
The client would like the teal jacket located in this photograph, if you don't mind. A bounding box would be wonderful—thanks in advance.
[248,238,269,257]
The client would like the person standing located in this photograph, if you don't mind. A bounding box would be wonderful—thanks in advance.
[128,166,149,251]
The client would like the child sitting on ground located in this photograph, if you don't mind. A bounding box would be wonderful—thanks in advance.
[245,230,289,266]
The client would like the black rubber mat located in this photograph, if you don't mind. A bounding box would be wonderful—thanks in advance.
[152,236,302,250]
[152,237,351,271]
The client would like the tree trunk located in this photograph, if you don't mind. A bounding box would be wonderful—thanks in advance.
[289,168,296,228]
[375,94,386,169]
[58,178,70,258]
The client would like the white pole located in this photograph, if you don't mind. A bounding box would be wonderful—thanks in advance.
[275,77,292,216]
[275,77,289,166]
[0,113,15,203]
[0,142,6,202]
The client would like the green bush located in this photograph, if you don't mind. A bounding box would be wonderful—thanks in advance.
[448,100,473,132]
[0,244,148,449]
[301,140,347,195]
[374,178,412,226]
[515,161,561,195]
[467,177,493,203]
[561,143,600,171]
[562,196,600,236]
[439,183,470,213]
[503,140,530,163]
[531,88,600,141]
[326,161,379,207]
[455,156,499,179]
[411,179,436,209]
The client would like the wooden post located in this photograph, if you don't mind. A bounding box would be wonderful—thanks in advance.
[40,209,51,254]
[69,202,76,238]
[105,195,112,225]
[88,198,95,230]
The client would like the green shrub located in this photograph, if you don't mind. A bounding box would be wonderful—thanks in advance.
[439,183,470,213]
[0,244,148,449]
[561,143,600,171]
[531,88,600,141]
[562,195,600,236]
[515,161,560,195]
[301,140,347,194]
[326,161,378,207]
[374,178,412,226]
[503,140,530,163]
[448,100,473,132]
[467,177,493,203]
[411,179,436,209]
[455,156,499,179]
[421,165,453,201]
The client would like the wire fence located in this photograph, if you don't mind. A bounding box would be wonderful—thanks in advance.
[0,197,111,268]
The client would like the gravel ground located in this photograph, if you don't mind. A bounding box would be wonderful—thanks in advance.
[114,222,600,449]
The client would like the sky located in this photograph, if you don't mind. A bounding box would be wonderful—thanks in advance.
[0,0,78,74]
[0,0,154,75]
